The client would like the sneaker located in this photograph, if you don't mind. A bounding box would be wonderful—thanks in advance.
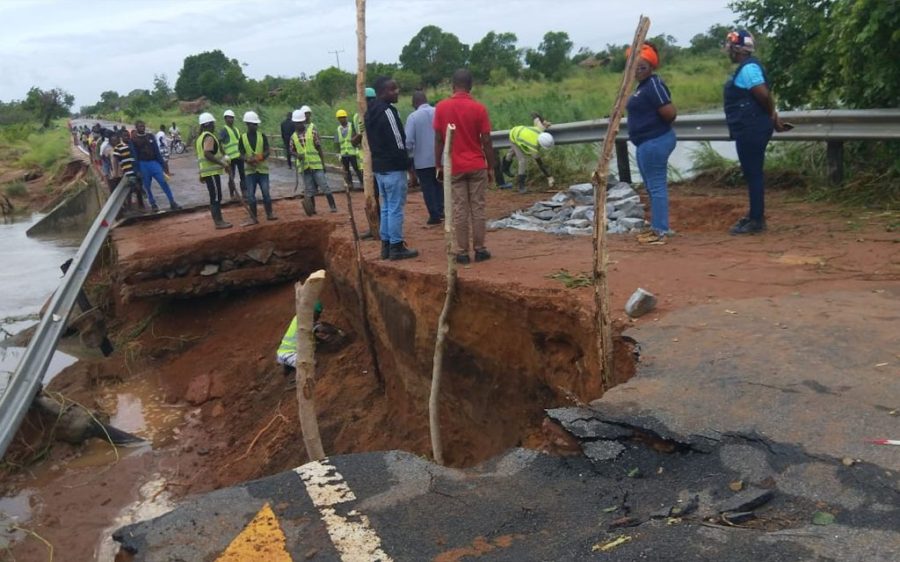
[637,231,665,244]
[456,253,471,265]
[150,204,159,212]
[474,248,492,262]
[389,242,419,261]
[426,217,442,226]
[381,241,390,260]
[498,183,513,190]
[241,217,259,227]
[730,216,766,235]
[266,213,278,221]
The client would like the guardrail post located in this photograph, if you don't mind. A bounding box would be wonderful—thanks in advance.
[615,139,631,184]
[826,141,844,185]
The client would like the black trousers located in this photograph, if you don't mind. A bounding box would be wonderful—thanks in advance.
[283,140,293,168]
[204,175,223,205]
[341,155,364,187]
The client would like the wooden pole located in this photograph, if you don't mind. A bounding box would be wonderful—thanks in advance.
[340,156,384,385]
[592,16,651,390]
[429,124,456,466]
[295,270,327,461]
[355,0,380,238]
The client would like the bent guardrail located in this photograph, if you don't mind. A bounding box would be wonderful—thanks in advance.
[0,178,130,459]
[490,109,900,184]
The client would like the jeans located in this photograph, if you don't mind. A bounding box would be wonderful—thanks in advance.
[734,129,772,222]
[246,173,272,214]
[375,170,408,244]
[415,167,444,221]
[138,159,176,207]
[635,128,676,234]
[301,169,331,197]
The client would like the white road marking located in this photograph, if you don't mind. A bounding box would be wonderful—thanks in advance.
[296,460,394,562]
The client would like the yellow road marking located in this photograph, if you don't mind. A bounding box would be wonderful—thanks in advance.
[216,502,292,561]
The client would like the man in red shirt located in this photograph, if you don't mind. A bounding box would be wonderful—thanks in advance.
[433,69,496,264]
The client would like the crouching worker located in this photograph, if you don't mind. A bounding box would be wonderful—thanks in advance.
[498,116,555,192]
[276,302,347,377]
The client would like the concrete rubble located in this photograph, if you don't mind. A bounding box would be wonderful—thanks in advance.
[489,182,645,236]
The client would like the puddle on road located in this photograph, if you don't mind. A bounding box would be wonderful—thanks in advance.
[101,376,184,446]
[0,488,36,549]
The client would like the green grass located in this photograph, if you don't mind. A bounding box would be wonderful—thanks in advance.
[0,123,71,178]
[3,180,26,197]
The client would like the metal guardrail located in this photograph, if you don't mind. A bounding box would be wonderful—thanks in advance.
[0,178,130,459]
[490,109,900,148]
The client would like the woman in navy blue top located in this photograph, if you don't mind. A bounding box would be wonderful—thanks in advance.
[723,29,788,235]
[626,42,677,243]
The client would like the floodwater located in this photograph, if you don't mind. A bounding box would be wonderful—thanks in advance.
[627,139,739,182]
[0,213,82,394]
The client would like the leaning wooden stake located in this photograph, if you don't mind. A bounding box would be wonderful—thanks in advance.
[296,270,327,461]
[429,124,456,466]
[592,15,651,389]
[355,0,380,238]
[341,164,383,385]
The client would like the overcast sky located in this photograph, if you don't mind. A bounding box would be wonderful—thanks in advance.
[0,0,736,108]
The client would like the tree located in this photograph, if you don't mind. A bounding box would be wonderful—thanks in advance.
[314,67,356,105]
[151,74,173,108]
[22,87,74,128]
[689,24,733,54]
[470,32,521,83]
[399,25,469,88]
[175,50,247,102]
[525,31,574,81]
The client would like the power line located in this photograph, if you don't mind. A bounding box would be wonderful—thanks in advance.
[328,49,346,71]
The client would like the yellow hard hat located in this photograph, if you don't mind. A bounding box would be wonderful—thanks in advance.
[335,109,349,118]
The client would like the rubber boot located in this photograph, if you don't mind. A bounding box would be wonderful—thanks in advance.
[228,177,239,202]
[389,241,419,261]
[211,203,232,230]
[302,194,316,216]
[517,174,527,194]
[264,199,277,220]
[381,240,390,260]
[326,193,338,213]
[241,203,259,227]
[502,155,513,177]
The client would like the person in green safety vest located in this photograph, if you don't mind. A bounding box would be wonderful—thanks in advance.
[290,109,338,215]
[498,113,556,193]
[219,109,246,201]
[196,112,234,229]
[335,109,364,190]
[276,301,324,370]
[351,87,377,149]
[239,110,276,225]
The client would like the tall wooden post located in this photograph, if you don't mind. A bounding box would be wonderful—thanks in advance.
[355,0,380,238]
[296,270,327,461]
[592,16,651,389]
[430,124,456,466]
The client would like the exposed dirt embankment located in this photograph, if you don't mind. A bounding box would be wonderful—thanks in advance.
[101,213,632,493]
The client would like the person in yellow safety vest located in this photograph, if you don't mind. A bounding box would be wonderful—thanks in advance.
[219,109,245,201]
[276,301,323,371]
[334,109,364,190]
[499,113,555,193]
[196,112,234,229]
[239,110,277,225]
[290,109,337,215]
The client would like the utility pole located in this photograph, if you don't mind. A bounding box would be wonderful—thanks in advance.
[328,48,346,70]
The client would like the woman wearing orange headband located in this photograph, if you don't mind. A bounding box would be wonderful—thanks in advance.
[625,41,677,244]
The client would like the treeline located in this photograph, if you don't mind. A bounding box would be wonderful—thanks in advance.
[0,87,74,128]
[79,24,732,116]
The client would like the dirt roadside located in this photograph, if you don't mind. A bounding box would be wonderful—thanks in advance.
[2,178,898,561]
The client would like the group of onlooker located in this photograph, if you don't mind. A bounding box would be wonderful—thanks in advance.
[72,121,181,213]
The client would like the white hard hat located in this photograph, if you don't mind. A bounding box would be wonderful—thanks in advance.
[291,109,306,123]
[198,112,215,125]
[538,132,555,149]
[299,105,312,114]
[223,109,235,118]
[243,111,261,124]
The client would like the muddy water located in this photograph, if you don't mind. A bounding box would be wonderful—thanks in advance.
[627,140,739,182]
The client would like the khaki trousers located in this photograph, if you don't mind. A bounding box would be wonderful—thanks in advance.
[451,169,488,253]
